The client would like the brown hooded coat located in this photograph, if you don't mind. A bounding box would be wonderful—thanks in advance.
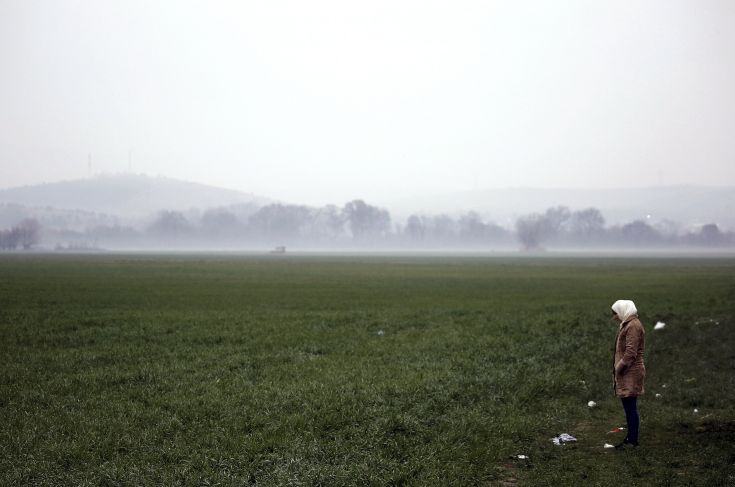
[613,317,645,397]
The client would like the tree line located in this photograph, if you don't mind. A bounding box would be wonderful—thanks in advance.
[134,200,520,248]
[515,205,732,249]
[2,200,733,250]
[139,201,735,248]
[0,219,41,250]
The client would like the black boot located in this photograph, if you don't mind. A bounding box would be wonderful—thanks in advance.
[615,438,639,449]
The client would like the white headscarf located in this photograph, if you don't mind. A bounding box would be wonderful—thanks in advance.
[611,299,638,327]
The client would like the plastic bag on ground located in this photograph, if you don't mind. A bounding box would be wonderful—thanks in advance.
[551,433,577,445]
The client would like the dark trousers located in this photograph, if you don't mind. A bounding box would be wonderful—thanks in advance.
[621,396,639,443]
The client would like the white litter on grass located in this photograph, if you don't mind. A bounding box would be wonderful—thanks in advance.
[662,384,668,388]
[604,443,615,449]
[655,393,662,398]
[695,318,720,325]
[551,433,577,445]
[588,401,597,408]
[377,330,385,336]
[694,408,699,414]
[654,321,666,330]
[516,455,529,460]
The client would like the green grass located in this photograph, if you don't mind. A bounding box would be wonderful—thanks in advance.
[1,254,734,486]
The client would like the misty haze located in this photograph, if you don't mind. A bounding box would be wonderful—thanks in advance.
[1,174,734,252]
[2,2,735,486]
[2,2,734,253]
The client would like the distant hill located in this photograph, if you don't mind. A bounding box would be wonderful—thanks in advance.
[0,174,270,218]
[383,186,735,229]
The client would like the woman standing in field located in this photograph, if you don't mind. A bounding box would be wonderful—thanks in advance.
[611,299,645,448]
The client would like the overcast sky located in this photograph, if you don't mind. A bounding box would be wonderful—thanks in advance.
[1,0,734,206]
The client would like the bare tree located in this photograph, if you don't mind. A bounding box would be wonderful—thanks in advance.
[620,220,661,245]
[342,200,391,242]
[428,215,457,245]
[516,214,544,250]
[405,214,426,243]
[310,205,345,242]
[458,211,485,243]
[17,219,41,250]
[698,223,725,246]
[568,208,605,242]
[541,206,571,242]
[0,228,21,250]
[148,211,192,238]
[249,204,312,241]
[515,206,573,249]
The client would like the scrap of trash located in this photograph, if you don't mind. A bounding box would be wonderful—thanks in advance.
[655,393,662,398]
[515,454,529,460]
[607,426,625,433]
[694,318,720,325]
[603,443,615,449]
[654,321,666,330]
[587,400,597,408]
[551,433,577,445]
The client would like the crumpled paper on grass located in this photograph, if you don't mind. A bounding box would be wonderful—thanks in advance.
[551,433,577,445]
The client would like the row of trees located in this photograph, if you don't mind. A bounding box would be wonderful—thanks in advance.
[3,201,733,250]
[139,201,520,247]
[0,219,41,250]
[139,202,735,248]
[142,200,393,245]
[515,206,732,249]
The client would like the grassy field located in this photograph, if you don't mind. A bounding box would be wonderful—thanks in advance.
[1,253,734,486]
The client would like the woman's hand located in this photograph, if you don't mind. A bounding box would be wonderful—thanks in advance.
[615,361,626,375]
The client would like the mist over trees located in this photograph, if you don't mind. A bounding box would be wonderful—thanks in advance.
[2,175,733,252]
[516,207,605,250]
[514,206,734,250]
[0,218,41,250]
[1,201,734,252]
[343,200,391,242]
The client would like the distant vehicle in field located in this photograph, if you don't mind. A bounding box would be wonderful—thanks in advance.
[270,246,286,254]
